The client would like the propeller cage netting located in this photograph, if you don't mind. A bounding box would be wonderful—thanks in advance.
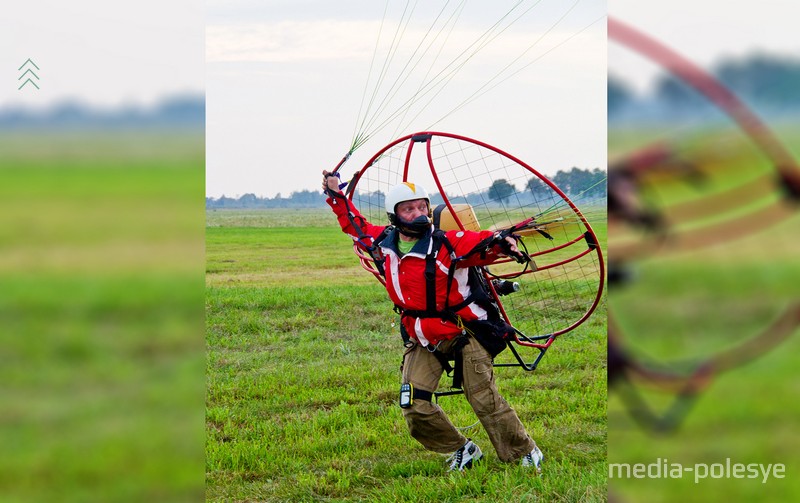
[345,131,605,342]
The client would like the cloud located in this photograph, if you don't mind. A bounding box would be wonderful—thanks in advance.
[207,21,380,63]
[206,18,603,67]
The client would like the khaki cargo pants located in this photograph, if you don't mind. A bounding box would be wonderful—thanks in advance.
[400,336,537,462]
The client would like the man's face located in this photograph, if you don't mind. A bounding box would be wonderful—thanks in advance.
[395,198,429,221]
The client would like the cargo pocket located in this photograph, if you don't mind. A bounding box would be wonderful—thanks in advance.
[466,355,497,415]
[473,356,493,377]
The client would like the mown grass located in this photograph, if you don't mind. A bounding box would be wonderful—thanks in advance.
[608,213,800,503]
[206,209,608,502]
[608,123,800,502]
[0,132,205,502]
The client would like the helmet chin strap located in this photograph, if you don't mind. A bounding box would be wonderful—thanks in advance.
[390,214,431,238]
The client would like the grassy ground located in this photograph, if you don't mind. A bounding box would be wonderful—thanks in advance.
[206,209,608,502]
[607,213,800,503]
[0,131,205,502]
[608,123,800,502]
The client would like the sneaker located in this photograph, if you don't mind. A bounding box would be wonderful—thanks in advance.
[446,439,483,472]
[521,446,544,472]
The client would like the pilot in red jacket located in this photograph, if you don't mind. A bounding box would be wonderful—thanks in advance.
[322,171,544,473]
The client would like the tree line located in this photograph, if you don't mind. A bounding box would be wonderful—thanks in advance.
[609,53,800,118]
[206,167,606,209]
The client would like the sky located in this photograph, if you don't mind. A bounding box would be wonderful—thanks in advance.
[206,0,607,199]
[609,0,800,96]
[4,1,797,199]
[0,1,204,110]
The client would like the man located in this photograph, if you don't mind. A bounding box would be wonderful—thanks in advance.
[322,171,544,472]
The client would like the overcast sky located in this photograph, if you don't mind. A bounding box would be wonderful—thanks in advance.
[206,1,607,199]
[0,1,203,110]
[5,1,797,200]
[609,0,800,95]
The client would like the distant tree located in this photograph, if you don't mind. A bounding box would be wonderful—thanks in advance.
[364,190,385,209]
[526,177,551,202]
[716,54,800,107]
[239,193,259,207]
[216,195,236,208]
[288,189,321,206]
[586,168,607,198]
[654,75,704,110]
[552,168,579,195]
[551,167,607,197]
[487,179,515,204]
[608,76,635,115]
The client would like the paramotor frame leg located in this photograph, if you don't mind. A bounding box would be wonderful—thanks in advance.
[614,376,701,434]
[493,340,548,372]
[433,340,549,400]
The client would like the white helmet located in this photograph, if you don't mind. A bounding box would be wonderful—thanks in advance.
[385,182,430,215]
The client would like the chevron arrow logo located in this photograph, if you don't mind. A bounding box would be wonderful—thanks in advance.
[18,58,40,90]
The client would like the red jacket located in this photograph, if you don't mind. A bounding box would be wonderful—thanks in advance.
[327,193,505,347]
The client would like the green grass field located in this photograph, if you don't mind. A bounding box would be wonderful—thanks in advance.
[608,124,800,502]
[206,209,608,502]
[0,131,205,502]
[608,213,800,503]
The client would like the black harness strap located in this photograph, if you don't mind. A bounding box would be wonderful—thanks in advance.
[370,227,392,276]
[424,237,438,314]
[397,229,515,392]
[326,186,393,276]
[403,230,479,320]
[448,336,469,389]
[421,335,469,394]
[412,387,433,402]
[431,350,455,379]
